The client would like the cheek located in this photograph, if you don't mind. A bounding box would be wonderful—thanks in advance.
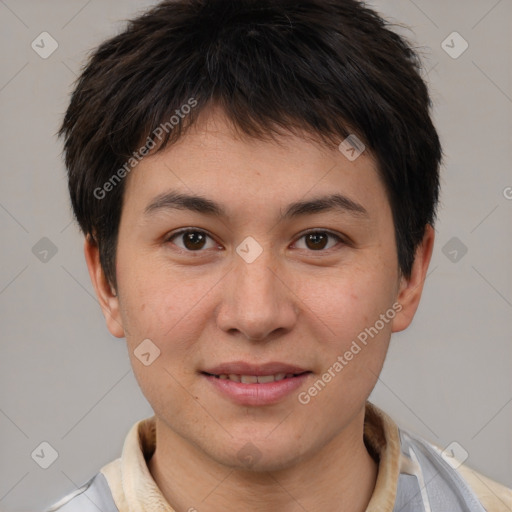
[117,256,213,358]
[297,263,396,346]
[297,295,392,423]
[117,250,171,323]
[296,265,395,408]
[116,264,200,416]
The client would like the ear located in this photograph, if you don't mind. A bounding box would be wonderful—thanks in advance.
[391,224,435,333]
[83,236,125,338]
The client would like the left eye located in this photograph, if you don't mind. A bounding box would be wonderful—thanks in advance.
[166,229,343,252]
[293,231,343,251]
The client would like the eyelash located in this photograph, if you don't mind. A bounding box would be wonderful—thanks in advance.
[165,228,347,254]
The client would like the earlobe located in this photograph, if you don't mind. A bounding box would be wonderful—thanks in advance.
[391,225,435,333]
[83,236,125,338]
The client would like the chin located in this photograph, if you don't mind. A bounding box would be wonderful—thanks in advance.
[211,439,307,474]
[231,454,297,473]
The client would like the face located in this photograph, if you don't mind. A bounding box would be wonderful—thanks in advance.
[87,108,432,472]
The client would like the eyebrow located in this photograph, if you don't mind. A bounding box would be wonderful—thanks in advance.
[144,190,369,221]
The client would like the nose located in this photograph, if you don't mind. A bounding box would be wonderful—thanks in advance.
[215,245,299,342]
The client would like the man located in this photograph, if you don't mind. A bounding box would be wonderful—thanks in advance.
[48,0,511,510]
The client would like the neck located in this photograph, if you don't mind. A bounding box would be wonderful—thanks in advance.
[147,406,378,512]
[148,409,377,512]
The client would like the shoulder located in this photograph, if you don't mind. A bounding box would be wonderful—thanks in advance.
[398,427,512,512]
[44,472,119,512]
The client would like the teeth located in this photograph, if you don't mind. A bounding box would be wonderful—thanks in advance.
[215,373,298,383]
[240,375,258,384]
[257,374,276,384]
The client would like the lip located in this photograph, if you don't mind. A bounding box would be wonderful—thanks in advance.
[201,361,311,406]
[203,361,309,376]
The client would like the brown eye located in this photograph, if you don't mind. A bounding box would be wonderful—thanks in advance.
[305,232,328,250]
[167,230,216,251]
[294,231,343,251]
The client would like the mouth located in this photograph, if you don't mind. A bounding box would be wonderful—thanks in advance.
[202,371,310,383]
[200,362,312,406]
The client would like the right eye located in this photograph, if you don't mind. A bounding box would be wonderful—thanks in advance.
[165,229,221,252]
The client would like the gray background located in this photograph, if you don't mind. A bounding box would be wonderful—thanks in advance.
[0,0,510,510]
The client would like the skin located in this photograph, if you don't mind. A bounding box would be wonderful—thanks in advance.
[85,107,434,512]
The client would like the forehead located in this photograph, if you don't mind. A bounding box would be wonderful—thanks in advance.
[122,110,390,224]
